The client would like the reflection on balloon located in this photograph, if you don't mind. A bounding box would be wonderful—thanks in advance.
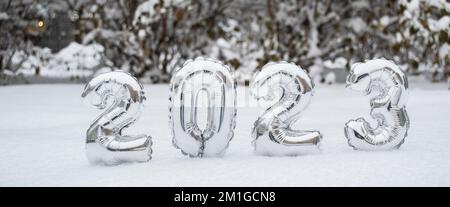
[169,57,237,157]
[81,71,152,165]
[344,58,410,150]
[251,62,322,156]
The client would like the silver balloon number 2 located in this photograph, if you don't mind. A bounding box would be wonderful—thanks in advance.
[251,62,322,156]
[82,71,152,165]
[169,57,237,157]
[345,59,410,150]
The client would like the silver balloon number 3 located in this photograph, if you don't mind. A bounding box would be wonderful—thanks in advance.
[82,71,152,165]
[169,57,237,157]
[345,59,410,150]
[251,62,322,156]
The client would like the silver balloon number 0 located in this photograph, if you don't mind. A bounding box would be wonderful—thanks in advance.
[81,71,152,165]
[344,59,410,150]
[169,57,237,157]
[251,62,322,156]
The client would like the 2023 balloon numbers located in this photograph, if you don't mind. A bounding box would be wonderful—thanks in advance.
[82,57,409,165]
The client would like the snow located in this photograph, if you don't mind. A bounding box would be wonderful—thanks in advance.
[0,12,9,20]
[305,9,322,58]
[55,42,104,69]
[380,16,390,26]
[402,0,420,19]
[351,0,370,9]
[0,83,449,186]
[428,16,450,32]
[133,0,182,25]
[401,0,450,33]
[15,42,104,78]
[427,0,450,11]
[324,72,336,84]
[323,57,347,69]
[138,29,146,39]
[349,17,367,33]
[439,43,450,61]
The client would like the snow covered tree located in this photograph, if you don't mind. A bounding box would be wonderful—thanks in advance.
[1,0,449,85]
[0,0,52,73]
[128,0,235,82]
[397,0,450,82]
[81,0,235,83]
[220,0,449,84]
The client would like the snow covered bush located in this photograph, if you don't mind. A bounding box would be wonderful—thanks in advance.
[9,42,107,80]
[397,0,450,82]
[1,0,449,85]
[130,0,235,82]
[0,0,51,75]
[226,0,449,84]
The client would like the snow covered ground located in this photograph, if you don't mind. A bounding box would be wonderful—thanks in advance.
[0,82,449,186]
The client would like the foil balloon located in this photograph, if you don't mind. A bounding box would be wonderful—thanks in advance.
[81,71,152,165]
[251,62,322,156]
[169,57,237,157]
[344,59,410,150]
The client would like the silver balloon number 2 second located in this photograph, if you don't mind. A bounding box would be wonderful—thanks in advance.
[250,62,322,156]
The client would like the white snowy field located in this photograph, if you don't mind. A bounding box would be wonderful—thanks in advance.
[0,82,449,186]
